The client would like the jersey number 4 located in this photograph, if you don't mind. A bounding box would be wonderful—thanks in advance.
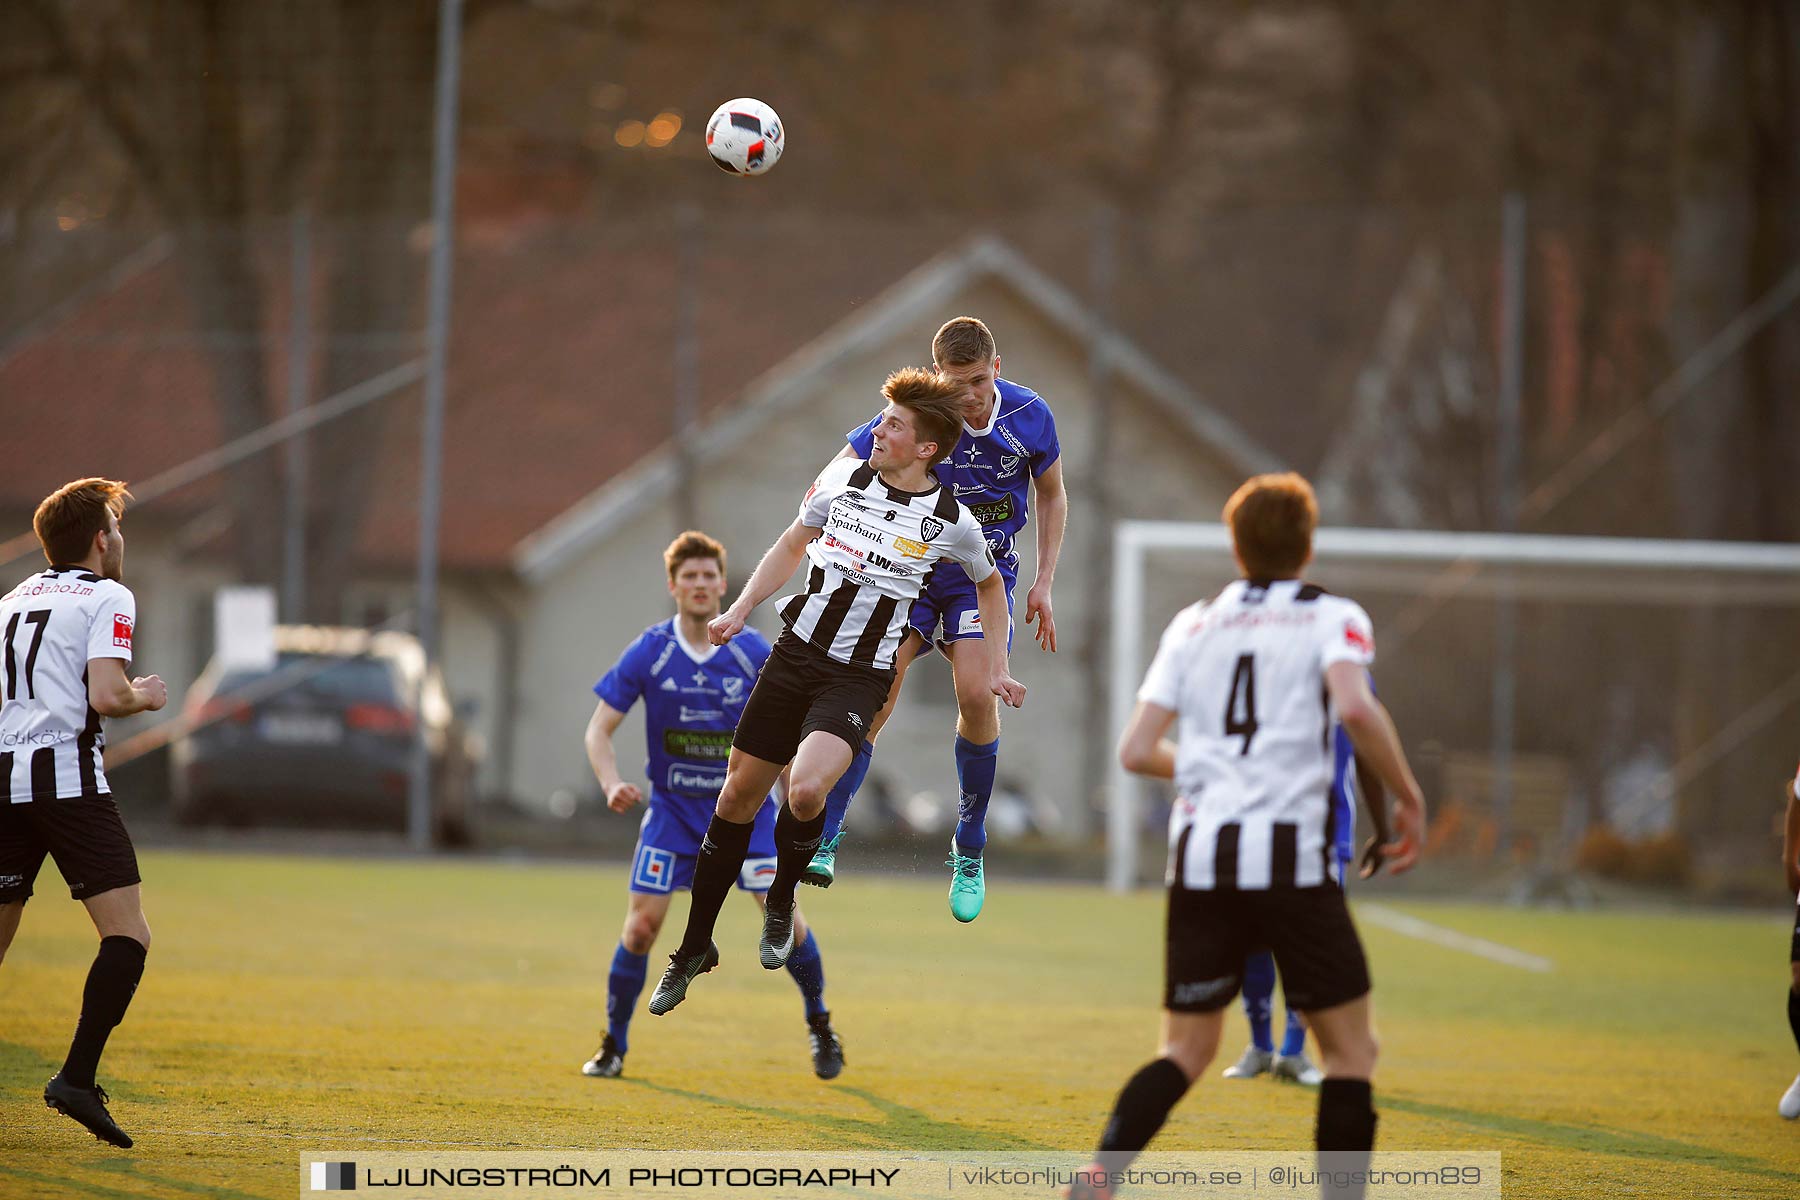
[2,609,51,701]
[1224,652,1259,755]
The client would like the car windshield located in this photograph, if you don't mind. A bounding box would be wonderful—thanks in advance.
[218,653,400,704]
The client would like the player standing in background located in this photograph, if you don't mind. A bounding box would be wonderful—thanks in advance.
[647,369,1023,1016]
[1068,473,1426,1200]
[805,317,1066,923]
[1781,762,1800,1119]
[579,531,842,1080]
[0,479,166,1149]
[1225,716,1390,1087]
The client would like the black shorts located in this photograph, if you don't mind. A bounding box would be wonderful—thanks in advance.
[0,794,142,904]
[1164,884,1370,1014]
[732,631,894,764]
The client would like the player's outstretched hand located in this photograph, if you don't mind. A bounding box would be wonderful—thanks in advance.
[1381,798,1426,874]
[135,675,168,712]
[607,782,644,813]
[1024,581,1057,653]
[707,611,746,645]
[991,671,1026,709]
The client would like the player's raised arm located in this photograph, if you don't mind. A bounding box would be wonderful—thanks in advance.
[87,657,166,718]
[583,700,642,812]
[711,519,818,644]
[1326,661,1426,872]
[1025,457,1066,653]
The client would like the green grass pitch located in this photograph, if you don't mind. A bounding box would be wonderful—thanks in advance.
[0,850,1794,1198]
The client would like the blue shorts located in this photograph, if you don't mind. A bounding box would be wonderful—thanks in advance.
[627,794,778,895]
[907,564,1015,655]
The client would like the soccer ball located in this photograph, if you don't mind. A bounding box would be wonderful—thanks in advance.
[705,98,784,176]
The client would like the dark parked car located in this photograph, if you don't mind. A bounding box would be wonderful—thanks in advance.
[170,627,479,844]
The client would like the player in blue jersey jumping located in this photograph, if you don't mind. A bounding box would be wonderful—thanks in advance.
[1224,718,1391,1086]
[803,316,1068,922]
[580,531,842,1080]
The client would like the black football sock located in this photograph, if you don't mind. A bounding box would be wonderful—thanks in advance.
[1788,986,1800,1054]
[766,803,826,910]
[1094,1057,1191,1174]
[1316,1077,1377,1150]
[61,935,148,1089]
[1315,1077,1377,1200]
[675,815,754,960]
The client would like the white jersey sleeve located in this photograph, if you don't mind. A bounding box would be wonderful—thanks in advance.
[1318,598,1376,672]
[798,458,858,529]
[87,583,136,663]
[941,510,997,585]
[1138,603,1203,711]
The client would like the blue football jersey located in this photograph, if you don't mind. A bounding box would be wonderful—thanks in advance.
[594,620,770,820]
[1328,674,1377,866]
[847,378,1060,576]
[1330,724,1357,866]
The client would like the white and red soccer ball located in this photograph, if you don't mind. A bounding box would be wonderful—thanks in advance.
[705,98,784,176]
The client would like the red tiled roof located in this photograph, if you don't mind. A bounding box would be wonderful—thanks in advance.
[1,218,951,572]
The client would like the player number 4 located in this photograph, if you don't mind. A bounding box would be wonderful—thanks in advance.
[1224,652,1258,755]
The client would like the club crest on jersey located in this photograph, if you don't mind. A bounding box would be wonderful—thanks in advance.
[722,676,744,702]
[919,517,945,542]
[893,536,929,559]
[112,613,133,649]
[999,455,1022,477]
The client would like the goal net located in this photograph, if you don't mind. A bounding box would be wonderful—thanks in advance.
[1106,521,1800,892]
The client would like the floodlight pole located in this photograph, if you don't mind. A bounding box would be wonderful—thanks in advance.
[672,202,701,532]
[1492,193,1527,849]
[282,209,312,624]
[409,0,465,850]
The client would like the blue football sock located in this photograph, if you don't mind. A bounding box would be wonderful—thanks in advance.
[606,944,649,1053]
[952,735,999,854]
[785,929,827,1019]
[1279,1006,1307,1057]
[822,741,873,842]
[1243,951,1276,1053]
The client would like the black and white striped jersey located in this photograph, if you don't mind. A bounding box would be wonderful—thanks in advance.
[1139,578,1376,890]
[781,457,995,669]
[0,566,137,802]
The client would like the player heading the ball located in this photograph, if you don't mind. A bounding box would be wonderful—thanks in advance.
[647,367,1023,1017]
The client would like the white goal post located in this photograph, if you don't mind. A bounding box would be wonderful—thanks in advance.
[1106,521,1800,892]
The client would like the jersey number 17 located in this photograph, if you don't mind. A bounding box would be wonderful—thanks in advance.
[2,609,50,702]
